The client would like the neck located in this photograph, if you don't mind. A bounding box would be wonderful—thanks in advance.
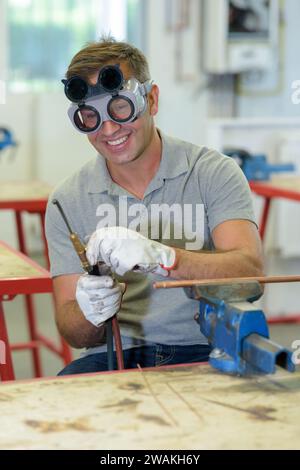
[106,128,162,199]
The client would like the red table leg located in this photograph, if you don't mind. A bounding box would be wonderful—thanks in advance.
[24,295,42,377]
[39,211,72,365]
[13,209,72,374]
[15,210,27,254]
[258,197,271,241]
[39,211,50,270]
[0,301,15,381]
[15,210,43,376]
[255,195,300,323]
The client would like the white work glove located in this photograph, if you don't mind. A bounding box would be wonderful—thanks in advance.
[86,226,177,277]
[76,274,126,327]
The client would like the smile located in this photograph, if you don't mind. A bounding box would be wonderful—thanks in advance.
[107,135,129,146]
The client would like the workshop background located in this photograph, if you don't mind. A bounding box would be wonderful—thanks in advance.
[0,0,300,379]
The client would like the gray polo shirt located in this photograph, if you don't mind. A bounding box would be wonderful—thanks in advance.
[45,130,256,353]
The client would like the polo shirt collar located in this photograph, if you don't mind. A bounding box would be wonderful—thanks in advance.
[154,129,189,181]
[87,156,113,194]
[87,129,189,196]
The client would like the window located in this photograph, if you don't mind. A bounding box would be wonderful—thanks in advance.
[7,0,143,92]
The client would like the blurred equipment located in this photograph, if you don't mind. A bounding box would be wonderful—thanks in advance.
[0,127,17,159]
[225,148,295,180]
[202,0,279,73]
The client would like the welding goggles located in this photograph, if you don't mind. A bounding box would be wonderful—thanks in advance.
[62,64,153,134]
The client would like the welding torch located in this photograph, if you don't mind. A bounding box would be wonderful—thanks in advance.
[52,199,124,371]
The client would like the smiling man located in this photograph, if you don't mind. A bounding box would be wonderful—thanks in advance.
[45,37,263,375]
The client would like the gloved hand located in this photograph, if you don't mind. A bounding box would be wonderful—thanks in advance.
[76,273,126,327]
[86,226,177,277]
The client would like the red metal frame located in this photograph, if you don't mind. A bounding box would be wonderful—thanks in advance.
[249,181,300,202]
[0,244,51,296]
[250,180,300,324]
[0,199,48,212]
[0,190,73,378]
[0,241,53,381]
[9,201,71,371]
[0,302,15,381]
[0,239,71,382]
[0,194,50,267]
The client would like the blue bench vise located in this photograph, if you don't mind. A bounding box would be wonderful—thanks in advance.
[185,281,295,375]
[225,148,295,181]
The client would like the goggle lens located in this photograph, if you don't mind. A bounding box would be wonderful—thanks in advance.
[99,66,123,92]
[108,97,134,122]
[74,106,100,132]
[65,77,88,102]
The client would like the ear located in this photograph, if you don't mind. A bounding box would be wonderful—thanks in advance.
[148,84,159,116]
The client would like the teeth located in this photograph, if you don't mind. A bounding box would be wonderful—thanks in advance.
[107,135,129,146]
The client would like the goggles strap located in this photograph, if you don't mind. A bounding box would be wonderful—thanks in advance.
[142,80,154,95]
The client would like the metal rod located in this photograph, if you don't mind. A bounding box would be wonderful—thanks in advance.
[112,316,124,370]
[52,199,74,234]
[106,319,114,371]
[52,199,92,273]
[154,274,300,289]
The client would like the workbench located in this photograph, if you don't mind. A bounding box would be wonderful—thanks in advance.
[0,363,299,450]
[0,241,70,381]
[0,180,51,209]
[0,182,72,375]
[250,175,300,324]
[250,175,300,240]
[0,180,52,264]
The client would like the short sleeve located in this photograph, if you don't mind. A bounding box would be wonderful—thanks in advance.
[199,151,257,233]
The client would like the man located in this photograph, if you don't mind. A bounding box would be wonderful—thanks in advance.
[45,38,263,375]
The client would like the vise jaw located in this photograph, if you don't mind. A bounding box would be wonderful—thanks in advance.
[185,281,295,376]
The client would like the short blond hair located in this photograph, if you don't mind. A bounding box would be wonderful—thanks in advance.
[66,36,150,83]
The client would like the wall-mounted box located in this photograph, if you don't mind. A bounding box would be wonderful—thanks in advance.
[202,0,279,74]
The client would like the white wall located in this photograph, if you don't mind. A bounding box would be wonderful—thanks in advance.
[237,0,300,118]
[146,0,209,145]
[0,93,36,248]
[36,92,95,185]
[0,0,7,85]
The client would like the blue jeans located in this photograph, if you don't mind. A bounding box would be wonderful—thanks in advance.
[58,343,212,376]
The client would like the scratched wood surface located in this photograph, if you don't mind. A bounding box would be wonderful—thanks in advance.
[0,181,52,201]
[0,364,299,450]
[0,244,42,278]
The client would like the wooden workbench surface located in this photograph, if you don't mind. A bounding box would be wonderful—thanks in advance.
[269,175,300,191]
[0,243,45,279]
[0,181,52,201]
[253,175,300,191]
[0,364,299,450]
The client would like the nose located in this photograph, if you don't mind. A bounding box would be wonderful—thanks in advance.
[100,120,121,136]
